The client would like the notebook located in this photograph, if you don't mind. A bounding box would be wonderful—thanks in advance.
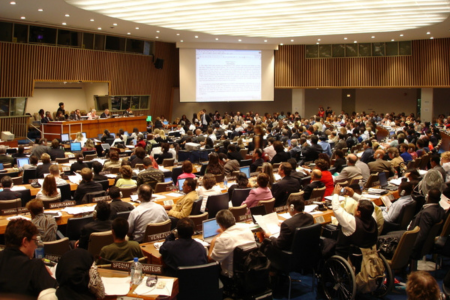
[202,218,221,243]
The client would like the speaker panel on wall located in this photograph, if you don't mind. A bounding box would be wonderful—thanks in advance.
[154,58,164,69]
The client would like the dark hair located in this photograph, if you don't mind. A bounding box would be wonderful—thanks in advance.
[202,174,217,190]
[108,186,121,199]
[112,217,129,240]
[5,219,39,248]
[310,135,318,144]
[406,271,441,300]
[95,201,111,221]
[1,176,12,188]
[161,143,170,153]
[428,188,441,204]
[184,178,197,191]
[92,161,103,174]
[430,155,440,165]
[287,196,305,212]
[287,158,297,170]
[236,172,249,187]
[29,155,38,165]
[228,144,236,152]
[257,173,269,188]
[182,160,193,173]
[81,167,93,181]
[109,150,119,161]
[26,199,44,216]
[253,148,262,158]
[143,157,153,167]
[357,200,375,220]
[273,141,284,153]
[315,158,330,171]
[279,162,292,176]
[335,150,344,159]
[51,139,60,149]
[177,218,195,239]
[75,153,84,164]
[59,102,64,107]
[120,165,133,179]
[135,147,146,159]
[399,182,413,196]
[206,153,224,175]
[138,184,152,202]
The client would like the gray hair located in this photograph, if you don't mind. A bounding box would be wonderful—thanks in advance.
[418,169,446,196]
[291,139,298,147]
[216,209,235,229]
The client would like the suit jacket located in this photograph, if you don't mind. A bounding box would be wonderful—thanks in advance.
[368,159,395,177]
[290,170,305,186]
[250,158,264,172]
[271,176,302,207]
[270,212,314,250]
[301,144,322,162]
[36,163,52,178]
[74,180,103,203]
[334,165,362,183]
[78,219,113,249]
[270,152,290,164]
[408,203,445,259]
[333,158,347,173]
[227,151,243,162]
[303,180,325,200]
[48,148,65,161]
[360,148,374,164]
[0,189,21,200]
[334,140,347,151]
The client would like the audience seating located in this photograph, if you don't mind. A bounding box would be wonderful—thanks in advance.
[240,159,252,167]
[171,167,183,184]
[411,220,443,271]
[214,173,225,183]
[382,201,416,234]
[348,176,363,186]
[188,212,208,231]
[190,197,204,216]
[110,167,120,174]
[239,149,248,158]
[59,184,72,201]
[163,158,175,167]
[119,186,137,198]
[135,163,144,170]
[144,219,171,242]
[23,169,37,184]
[419,154,430,170]
[56,158,69,164]
[154,181,173,193]
[206,193,229,218]
[85,154,97,161]
[65,216,94,241]
[115,210,131,220]
[3,163,11,168]
[230,188,252,207]
[42,198,61,209]
[11,176,23,186]
[308,186,326,203]
[386,226,420,278]
[0,198,21,210]
[259,198,276,213]
[364,173,379,189]
[82,150,96,158]
[178,262,222,300]
[43,237,70,258]
[88,230,114,258]
[229,204,248,222]
[0,172,18,181]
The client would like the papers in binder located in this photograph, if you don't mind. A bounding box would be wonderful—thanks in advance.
[253,212,280,238]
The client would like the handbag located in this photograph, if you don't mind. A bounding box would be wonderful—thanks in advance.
[377,236,400,260]
[88,263,105,299]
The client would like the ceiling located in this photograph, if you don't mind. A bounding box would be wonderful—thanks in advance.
[1,0,450,45]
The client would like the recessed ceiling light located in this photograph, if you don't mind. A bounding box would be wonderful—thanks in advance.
[238,39,242,42]
[317,38,321,41]
[156,30,160,33]
[291,39,294,42]
[215,38,219,40]
[127,32,130,35]
[176,33,180,36]
[65,14,70,17]
[430,37,434,39]
[62,22,66,25]
[10,1,16,5]
[38,8,43,12]
[280,43,283,46]
[135,27,139,29]
[400,34,404,37]
[316,42,319,44]
[113,23,117,26]
[180,40,184,42]
[371,36,375,38]
[156,36,159,39]
[98,27,101,30]
[264,40,267,42]
[427,31,430,34]
[20,16,25,19]
[344,37,347,40]
[391,39,395,41]
[90,19,94,21]
[195,35,198,38]
[354,40,357,43]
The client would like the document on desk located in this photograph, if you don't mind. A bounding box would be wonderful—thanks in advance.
[158,166,170,172]
[304,204,318,214]
[278,212,292,219]
[102,277,131,296]
[11,185,26,191]
[105,174,117,178]
[62,206,95,215]
[134,277,174,296]
[68,174,82,184]
[324,195,346,202]
[165,192,182,197]
[253,212,280,238]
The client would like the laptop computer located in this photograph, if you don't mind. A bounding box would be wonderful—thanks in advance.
[110,133,116,138]
[202,218,221,243]
[101,143,111,151]
[61,133,69,142]
[0,163,4,170]
[250,205,267,224]
[70,142,82,152]
[17,157,30,168]
[164,177,172,183]
[240,166,250,178]
[98,134,103,140]
[177,178,186,192]
[132,139,137,146]
[378,172,397,191]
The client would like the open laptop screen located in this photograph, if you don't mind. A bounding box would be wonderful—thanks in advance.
[17,157,30,168]
[177,178,186,192]
[70,142,81,152]
[240,166,250,178]
[378,172,388,188]
[164,177,172,183]
[202,218,220,239]
[61,133,69,142]
[82,132,87,139]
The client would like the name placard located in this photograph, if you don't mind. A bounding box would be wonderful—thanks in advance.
[93,196,111,203]
[314,216,325,224]
[1,207,28,215]
[49,201,76,209]
[111,262,162,274]
[238,214,252,222]
[274,205,288,212]
[45,254,61,262]
[146,231,172,242]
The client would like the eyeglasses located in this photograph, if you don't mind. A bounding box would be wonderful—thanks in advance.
[30,238,39,246]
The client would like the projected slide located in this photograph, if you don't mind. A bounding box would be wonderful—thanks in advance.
[196,49,261,101]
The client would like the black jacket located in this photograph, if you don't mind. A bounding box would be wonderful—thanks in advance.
[36,163,52,178]
[303,180,325,200]
[271,176,302,207]
[70,162,89,175]
[271,152,290,164]
[269,212,314,250]
[74,180,103,203]
[109,199,135,219]
[49,148,66,161]
[227,151,243,163]
[0,188,21,200]
[301,144,323,162]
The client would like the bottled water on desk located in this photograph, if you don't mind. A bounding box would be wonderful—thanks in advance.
[34,236,44,259]
[224,176,228,188]
[130,257,142,285]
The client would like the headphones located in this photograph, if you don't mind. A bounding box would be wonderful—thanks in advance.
[400,189,405,196]
[290,204,294,212]
[425,194,429,202]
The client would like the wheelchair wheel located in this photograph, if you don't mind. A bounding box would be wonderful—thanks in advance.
[372,254,394,298]
[321,255,356,300]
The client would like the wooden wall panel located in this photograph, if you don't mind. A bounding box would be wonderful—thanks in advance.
[275,39,450,88]
[0,41,179,119]
[0,116,30,138]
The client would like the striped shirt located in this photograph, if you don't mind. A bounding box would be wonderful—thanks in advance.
[32,213,57,242]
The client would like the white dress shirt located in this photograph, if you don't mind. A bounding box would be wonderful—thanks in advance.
[127,201,169,242]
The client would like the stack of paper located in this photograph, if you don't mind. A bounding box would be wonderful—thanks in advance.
[253,212,280,238]
[304,204,318,213]
[11,186,26,191]
[102,277,131,296]
[62,206,95,215]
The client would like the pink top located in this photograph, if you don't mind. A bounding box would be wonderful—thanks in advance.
[242,187,273,210]
[177,173,197,186]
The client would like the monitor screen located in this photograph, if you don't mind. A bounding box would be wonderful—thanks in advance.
[101,143,110,151]
[178,178,186,192]
[0,163,4,170]
[163,121,169,125]
[378,172,388,187]
[70,142,82,152]
[61,133,69,142]
[164,177,172,183]
[17,157,30,168]
[287,139,291,147]
[202,218,220,238]
[110,133,116,138]
[132,139,137,146]
[82,132,87,139]
[98,134,103,140]
[124,131,129,136]
[240,166,250,178]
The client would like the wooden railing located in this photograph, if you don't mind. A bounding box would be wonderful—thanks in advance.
[0,116,31,138]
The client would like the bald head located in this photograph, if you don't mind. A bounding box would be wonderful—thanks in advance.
[312,169,322,180]
[347,154,357,165]
[374,149,385,160]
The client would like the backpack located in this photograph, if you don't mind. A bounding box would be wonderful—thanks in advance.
[352,245,385,294]
[234,247,270,296]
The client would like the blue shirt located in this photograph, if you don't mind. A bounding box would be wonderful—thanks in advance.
[400,152,413,163]
[318,141,332,157]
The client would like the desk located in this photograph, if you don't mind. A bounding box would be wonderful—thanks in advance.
[99,268,178,300]
[21,178,116,196]
[42,116,147,140]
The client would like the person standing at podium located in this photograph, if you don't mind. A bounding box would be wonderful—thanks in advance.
[56,102,68,119]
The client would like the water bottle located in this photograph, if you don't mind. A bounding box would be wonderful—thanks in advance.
[130,257,142,285]
[359,180,364,192]
[224,176,228,188]
[34,236,44,259]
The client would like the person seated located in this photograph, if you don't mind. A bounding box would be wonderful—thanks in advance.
[48,139,65,161]
[271,162,302,206]
[198,174,222,213]
[165,178,198,228]
[288,158,305,185]
[48,164,68,186]
[318,135,332,157]
[41,111,53,123]
[205,152,225,175]
[387,147,404,170]
[331,184,378,259]
[303,169,325,200]
[0,145,14,165]
[382,181,414,223]
[111,132,123,148]
[270,141,290,164]
[208,209,257,280]
[135,133,147,148]
[0,176,21,200]
[227,144,243,163]
[103,150,122,171]
[0,219,56,297]
[368,149,395,177]
[36,174,61,201]
[333,150,347,173]
[73,168,103,203]
[82,139,96,152]
[127,184,169,243]
[136,157,164,190]
[334,154,362,183]
[76,201,112,249]
[219,153,240,177]
[12,145,27,162]
[360,140,374,164]
[301,135,323,163]
[92,161,108,181]
[156,143,173,165]
[31,138,50,160]
[430,154,447,182]
[160,218,208,277]
[108,186,135,219]
[242,173,272,209]
[227,172,250,201]
[130,147,146,168]
[101,129,112,143]
[23,155,39,170]
[36,153,52,178]
[70,153,88,175]
[406,271,444,300]
[250,148,264,173]
[100,108,110,119]
[26,199,57,241]
[399,143,413,164]
[74,132,87,148]
[87,108,97,120]
[177,160,197,182]
[97,218,143,264]
[115,165,137,188]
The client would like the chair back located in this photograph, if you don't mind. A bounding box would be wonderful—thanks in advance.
[413,157,422,169]
[231,188,252,207]
[105,137,115,146]
[177,262,221,300]
[85,154,97,161]
[399,201,416,230]
[23,169,37,184]
[419,220,444,257]
[144,219,171,242]
[259,198,275,213]
[300,176,311,188]
[190,196,204,215]
[162,158,175,167]
[365,173,379,189]
[115,210,131,220]
[337,181,348,188]
[59,184,72,201]
[239,148,248,158]
[88,230,114,258]
[309,186,326,202]
[83,150,96,157]
[290,223,322,270]
[66,216,94,241]
[120,186,137,198]
[206,193,229,218]
[154,181,173,193]
[171,167,183,185]
[0,172,18,182]
[110,167,120,174]
[42,198,61,209]
[11,177,23,186]
[419,154,430,170]
[81,190,106,204]
[56,158,69,164]
[0,198,21,210]
[389,226,420,270]
[97,180,109,191]
[287,191,304,203]
[199,163,208,176]
[439,213,450,238]
[229,204,248,222]
[188,212,209,231]
[240,159,252,167]
[43,237,70,258]
[3,163,11,168]
[349,176,363,186]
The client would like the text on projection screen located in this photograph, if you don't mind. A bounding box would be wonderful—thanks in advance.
[196,49,261,101]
